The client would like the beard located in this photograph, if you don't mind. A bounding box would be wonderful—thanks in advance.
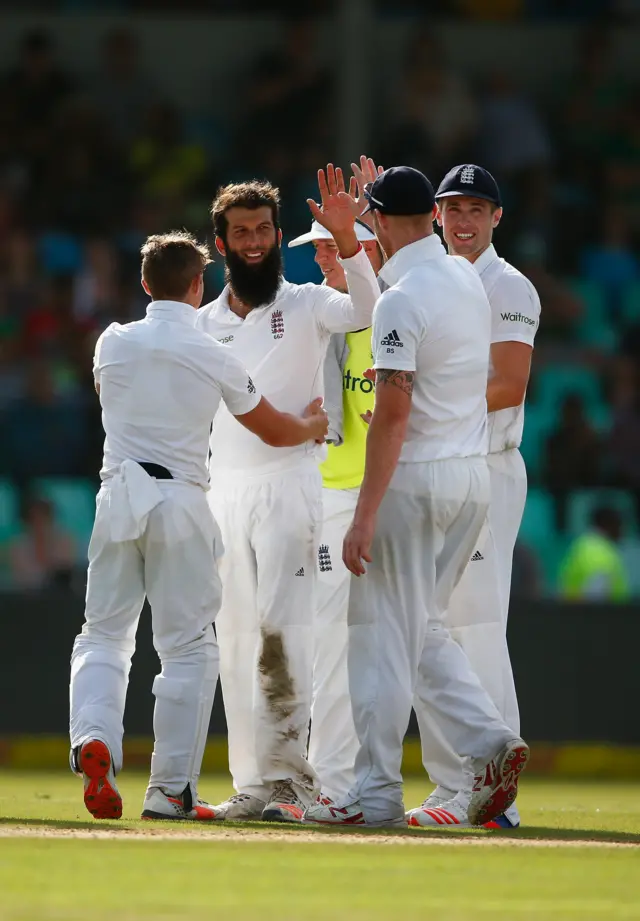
[224,243,283,309]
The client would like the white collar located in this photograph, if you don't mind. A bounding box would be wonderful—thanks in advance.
[146,300,198,327]
[379,235,445,287]
[472,244,499,276]
[218,279,287,315]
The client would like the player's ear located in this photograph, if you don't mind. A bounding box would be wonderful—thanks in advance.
[215,236,226,257]
[435,206,444,228]
[492,207,503,229]
[141,276,152,297]
[277,228,283,248]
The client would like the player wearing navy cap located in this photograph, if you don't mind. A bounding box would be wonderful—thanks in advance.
[305,165,529,828]
[408,164,541,829]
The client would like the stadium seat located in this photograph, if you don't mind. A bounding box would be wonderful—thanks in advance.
[0,479,19,542]
[621,282,640,326]
[566,489,639,540]
[568,279,620,351]
[519,403,554,480]
[518,488,567,589]
[620,540,640,596]
[568,278,607,325]
[33,478,97,561]
[532,364,603,410]
[519,488,555,547]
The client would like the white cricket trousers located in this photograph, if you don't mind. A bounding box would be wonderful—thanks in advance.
[346,457,516,824]
[414,449,527,793]
[69,481,222,798]
[208,464,322,805]
[310,485,359,801]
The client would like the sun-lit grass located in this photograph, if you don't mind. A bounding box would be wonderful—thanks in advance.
[1,772,639,921]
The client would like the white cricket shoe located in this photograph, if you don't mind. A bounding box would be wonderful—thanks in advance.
[304,794,366,826]
[193,792,266,822]
[468,738,529,826]
[74,739,122,820]
[262,780,306,823]
[304,794,406,828]
[407,792,472,828]
[141,786,226,821]
[405,785,456,819]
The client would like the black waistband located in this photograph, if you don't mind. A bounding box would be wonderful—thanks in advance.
[137,461,173,480]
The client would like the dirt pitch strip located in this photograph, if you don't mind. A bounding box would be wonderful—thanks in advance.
[1,823,637,848]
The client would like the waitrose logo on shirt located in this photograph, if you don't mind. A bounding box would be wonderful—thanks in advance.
[501,311,536,326]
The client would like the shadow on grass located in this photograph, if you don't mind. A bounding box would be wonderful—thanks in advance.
[0,817,122,831]
[1,815,639,845]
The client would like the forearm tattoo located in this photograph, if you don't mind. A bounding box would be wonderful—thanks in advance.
[376,369,415,396]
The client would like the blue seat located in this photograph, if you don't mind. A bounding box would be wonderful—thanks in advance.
[0,478,19,542]
[566,489,638,540]
[520,404,555,480]
[533,364,603,410]
[620,540,640,597]
[519,488,555,548]
[621,282,640,326]
[33,478,96,561]
[568,279,620,352]
[518,488,567,589]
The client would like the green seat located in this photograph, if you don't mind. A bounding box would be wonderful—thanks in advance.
[33,478,96,561]
[520,404,555,481]
[567,489,638,540]
[533,364,603,410]
[620,540,640,597]
[621,282,640,326]
[519,488,555,547]
[568,278,607,325]
[0,478,19,542]
[567,279,619,351]
[518,488,565,589]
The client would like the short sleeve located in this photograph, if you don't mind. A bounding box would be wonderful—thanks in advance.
[93,323,117,384]
[490,273,540,347]
[218,350,262,417]
[372,290,421,372]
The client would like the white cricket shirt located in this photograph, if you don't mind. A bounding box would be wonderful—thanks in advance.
[473,244,540,454]
[196,247,379,477]
[94,300,261,488]
[373,235,491,463]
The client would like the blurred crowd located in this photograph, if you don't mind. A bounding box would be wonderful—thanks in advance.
[0,15,639,596]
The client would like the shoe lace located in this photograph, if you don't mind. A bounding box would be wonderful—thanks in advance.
[272,779,301,806]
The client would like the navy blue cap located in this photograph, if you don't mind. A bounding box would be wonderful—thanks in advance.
[363,166,436,216]
[436,164,502,207]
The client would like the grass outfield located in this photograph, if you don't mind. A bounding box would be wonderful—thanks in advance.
[1,773,640,921]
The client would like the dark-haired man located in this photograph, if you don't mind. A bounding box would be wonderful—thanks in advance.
[196,168,379,823]
[306,166,529,829]
[408,165,540,829]
[69,232,328,823]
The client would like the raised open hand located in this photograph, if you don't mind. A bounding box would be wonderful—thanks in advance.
[349,155,384,225]
[307,164,357,239]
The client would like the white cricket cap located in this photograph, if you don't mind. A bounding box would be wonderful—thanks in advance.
[288,218,377,247]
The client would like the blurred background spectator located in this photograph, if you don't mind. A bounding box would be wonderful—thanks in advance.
[0,3,638,596]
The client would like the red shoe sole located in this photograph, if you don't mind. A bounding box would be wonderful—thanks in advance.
[80,740,122,820]
[468,742,529,826]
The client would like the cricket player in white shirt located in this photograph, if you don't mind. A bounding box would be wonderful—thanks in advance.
[408,164,541,829]
[305,167,529,828]
[196,167,379,822]
[288,206,384,802]
[69,232,328,821]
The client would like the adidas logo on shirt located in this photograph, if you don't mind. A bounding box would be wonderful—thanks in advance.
[318,544,332,572]
[470,550,484,562]
[381,330,403,353]
[295,567,305,577]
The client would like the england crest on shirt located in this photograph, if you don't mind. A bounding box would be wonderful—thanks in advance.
[271,309,284,339]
